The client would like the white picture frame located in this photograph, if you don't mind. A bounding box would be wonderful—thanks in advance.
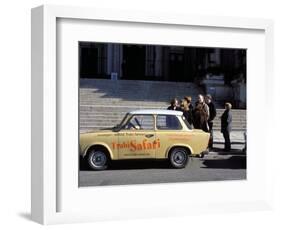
[31,5,274,225]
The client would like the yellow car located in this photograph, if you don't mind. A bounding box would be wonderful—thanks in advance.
[80,109,210,170]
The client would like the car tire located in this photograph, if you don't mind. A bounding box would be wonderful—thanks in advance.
[87,148,109,170]
[169,147,189,169]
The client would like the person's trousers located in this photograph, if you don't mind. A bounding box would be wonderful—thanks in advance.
[208,121,214,148]
[222,130,231,150]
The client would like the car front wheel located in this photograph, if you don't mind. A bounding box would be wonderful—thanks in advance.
[169,147,189,169]
[87,149,109,170]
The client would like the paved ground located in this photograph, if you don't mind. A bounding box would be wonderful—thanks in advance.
[79,142,246,187]
[213,130,245,144]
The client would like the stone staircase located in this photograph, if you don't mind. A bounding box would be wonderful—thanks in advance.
[79,79,246,131]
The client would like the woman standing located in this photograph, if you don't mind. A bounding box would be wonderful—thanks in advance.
[180,98,193,128]
[184,96,194,126]
[193,94,209,132]
[221,102,233,151]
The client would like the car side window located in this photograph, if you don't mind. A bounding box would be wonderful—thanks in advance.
[156,115,182,130]
[124,115,154,130]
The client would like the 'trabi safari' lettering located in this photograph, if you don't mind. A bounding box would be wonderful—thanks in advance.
[112,139,160,151]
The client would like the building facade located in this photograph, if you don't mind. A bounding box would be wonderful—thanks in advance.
[79,42,246,108]
[80,42,246,82]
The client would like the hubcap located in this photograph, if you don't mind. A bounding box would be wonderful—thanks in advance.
[91,151,106,167]
[173,150,186,164]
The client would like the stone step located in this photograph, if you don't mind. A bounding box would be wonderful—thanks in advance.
[79,114,246,120]
[79,92,200,96]
[79,117,246,123]
[80,90,200,94]
[79,118,246,124]
[79,101,172,106]
[79,98,198,103]
[80,83,200,89]
[80,99,199,103]
[80,114,244,118]
[79,119,246,125]
[79,106,246,112]
[79,124,246,129]
[79,79,204,103]
[79,108,246,116]
[79,79,246,131]
[80,92,200,95]
[79,125,246,131]
[79,110,246,115]
[80,118,245,123]
[80,78,201,87]
[79,111,246,130]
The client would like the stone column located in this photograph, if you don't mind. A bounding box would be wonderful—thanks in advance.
[106,44,123,79]
[155,46,162,77]
[145,46,155,77]
[162,47,169,81]
[118,45,123,78]
[106,44,113,75]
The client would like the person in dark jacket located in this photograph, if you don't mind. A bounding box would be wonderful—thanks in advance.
[205,94,217,148]
[182,96,194,126]
[167,98,181,111]
[221,102,232,151]
[193,94,209,132]
[167,98,181,128]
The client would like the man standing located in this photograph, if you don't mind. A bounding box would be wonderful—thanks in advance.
[167,98,181,111]
[205,94,217,148]
[167,98,181,128]
[221,102,232,151]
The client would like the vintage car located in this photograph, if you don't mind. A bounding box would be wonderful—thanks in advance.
[80,109,210,170]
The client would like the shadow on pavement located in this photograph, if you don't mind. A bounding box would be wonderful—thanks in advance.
[80,159,172,171]
[201,155,246,169]
[211,147,246,155]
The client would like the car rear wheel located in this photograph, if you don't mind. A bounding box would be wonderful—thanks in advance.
[87,148,109,170]
[169,147,189,169]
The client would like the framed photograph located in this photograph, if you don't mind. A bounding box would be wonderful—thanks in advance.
[31,5,274,225]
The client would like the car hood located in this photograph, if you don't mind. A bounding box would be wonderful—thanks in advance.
[80,129,114,135]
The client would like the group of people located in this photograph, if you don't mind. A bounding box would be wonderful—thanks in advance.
[167,94,232,151]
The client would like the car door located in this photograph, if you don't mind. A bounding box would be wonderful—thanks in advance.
[155,114,184,159]
[117,114,156,159]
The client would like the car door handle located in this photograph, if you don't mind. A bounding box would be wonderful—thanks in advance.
[145,134,154,138]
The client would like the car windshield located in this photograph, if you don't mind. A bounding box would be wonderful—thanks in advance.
[123,114,154,130]
[113,113,130,131]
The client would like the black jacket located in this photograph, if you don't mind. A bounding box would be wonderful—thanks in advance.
[207,101,216,122]
[167,105,181,111]
[221,109,232,133]
[182,109,193,126]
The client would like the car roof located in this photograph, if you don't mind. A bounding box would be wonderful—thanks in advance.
[128,109,183,116]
